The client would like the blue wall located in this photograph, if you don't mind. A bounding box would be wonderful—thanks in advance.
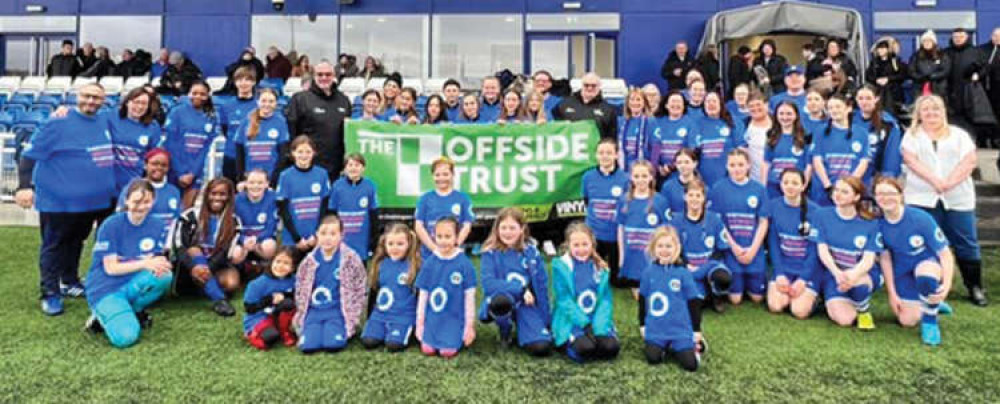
[2,0,1000,86]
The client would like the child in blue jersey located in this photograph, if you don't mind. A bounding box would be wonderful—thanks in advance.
[496,90,527,124]
[117,149,182,237]
[414,157,475,256]
[725,84,750,124]
[424,94,452,125]
[416,218,478,358]
[659,148,699,217]
[810,94,870,206]
[389,87,421,125]
[107,88,163,193]
[234,89,289,183]
[84,180,174,348]
[552,222,619,363]
[361,223,421,352]
[853,86,903,184]
[277,136,330,252]
[763,169,820,318]
[478,208,553,356]
[639,226,704,371]
[709,149,769,305]
[243,247,298,350]
[358,90,387,121]
[235,170,279,269]
[815,177,881,330]
[874,177,954,345]
[219,67,259,182]
[328,153,379,261]
[293,215,369,354]
[650,91,695,179]
[617,160,671,295]
[685,80,707,120]
[455,95,487,124]
[801,89,828,137]
[162,80,219,208]
[762,102,812,200]
[617,89,654,171]
[582,138,630,286]
[670,178,732,313]
[691,92,745,187]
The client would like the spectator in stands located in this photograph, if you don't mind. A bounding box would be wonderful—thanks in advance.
[78,42,97,72]
[909,30,951,101]
[754,39,788,94]
[902,94,985,306]
[265,46,292,81]
[423,94,450,125]
[360,56,386,82]
[158,51,203,96]
[823,39,857,83]
[292,54,313,78]
[79,46,116,78]
[442,79,462,121]
[803,43,825,83]
[661,41,695,91]
[728,46,754,96]
[480,76,502,122]
[47,40,81,77]
[532,70,562,118]
[696,44,721,92]
[866,37,907,117]
[382,73,402,116]
[284,60,352,181]
[218,49,265,95]
[641,83,661,117]
[151,48,170,78]
[981,28,1000,135]
[336,53,359,80]
[945,28,985,130]
[552,72,619,140]
[16,83,116,315]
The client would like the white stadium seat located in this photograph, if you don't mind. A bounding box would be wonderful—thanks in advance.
[283,77,304,95]
[19,76,47,93]
[206,76,227,92]
[123,75,150,92]
[44,76,72,93]
[99,76,125,94]
[570,78,581,93]
[365,77,386,91]
[601,78,628,99]
[423,78,447,96]
[402,78,423,94]
[0,76,20,93]
[70,77,97,92]
[338,77,364,94]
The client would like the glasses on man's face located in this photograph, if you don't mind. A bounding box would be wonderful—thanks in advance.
[583,83,599,88]
[79,93,105,102]
[315,72,334,77]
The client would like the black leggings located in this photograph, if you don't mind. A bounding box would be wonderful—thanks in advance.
[571,334,620,361]
[644,343,698,371]
[361,337,407,353]
[597,240,623,288]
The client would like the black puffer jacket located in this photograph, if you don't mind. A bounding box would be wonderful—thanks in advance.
[909,50,951,100]
[284,81,353,178]
[753,54,788,93]
[551,91,619,140]
[159,60,203,96]
[945,39,985,112]
[865,55,907,115]
[661,50,696,91]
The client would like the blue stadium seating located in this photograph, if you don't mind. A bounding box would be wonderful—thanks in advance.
[2,104,26,118]
[7,92,35,108]
[259,78,285,96]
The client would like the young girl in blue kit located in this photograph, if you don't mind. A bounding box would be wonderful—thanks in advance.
[414,157,474,256]
[709,149,769,305]
[328,153,379,262]
[293,215,368,354]
[691,91,745,187]
[582,138,630,286]
[810,94,870,206]
[669,178,732,314]
[639,226,704,371]
[479,208,553,356]
[552,221,619,364]
[276,136,330,252]
[243,246,298,350]
[234,169,279,274]
[762,101,812,200]
[163,80,219,208]
[617,89,654,171]
[233,88,289,183]
[763,169,820,319]
[650,91,696,179]
[117,149,181,237]
[84,179,174,348]
[362,223,421,352]
[853,85,903,184]
[415,217,478,358]
[814,176,881,330]
[659,148,699,217]
[617,160,671,295]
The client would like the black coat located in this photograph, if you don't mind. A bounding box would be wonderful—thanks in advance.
[826,54,858,82]
[727,55,753,94]
[865,56,907,115]
[945,40,985,113]
[159,61,203,96]
[909,51,950,100]
[697,53,721,92]
[661,50,696,91]
[217,58,266,95]
[753,54,788,93]
[978,42,1000,120]
[46,54,80,77]
[283,82,353,178]
[551,91,619,140]
[805,55,826,83]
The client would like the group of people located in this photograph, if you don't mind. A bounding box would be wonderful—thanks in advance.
[15,35,985,368]
[45,40,153,79]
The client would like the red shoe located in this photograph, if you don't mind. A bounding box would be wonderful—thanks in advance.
[281,332,297,347]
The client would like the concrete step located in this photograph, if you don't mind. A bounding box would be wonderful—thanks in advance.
[976,181,1000,198]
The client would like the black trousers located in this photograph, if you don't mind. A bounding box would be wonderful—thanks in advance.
[38,208,112,297]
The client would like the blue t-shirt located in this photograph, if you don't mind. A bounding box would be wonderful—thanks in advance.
[162,99,220,185]
[812,207,881,271]
[617,116,654,171]
[639,262,702,342]
[582,167,630,242]
[878,207,949,279]
[480,99,501,122]
[572,258,604,324]
[308,248,342,311]
[809,122,870,203]
[242,274,295,333]
[658,174,694,218]
[235,190,278,241]
[446,104,461,122]
[104,112,162,193]
[650,115,696,171]
[761,197,819,280]
[691,117,745,187]
[725,100,749,124]
[276,166,330,242]
[763,133,811,198]
[85,212,167,307]
[415,251,477,350]
[708,178,767,272]
[852,110,902,183]
[685,104,705,120]
[218,96,258,159]
[768,91,807,113]
[370,257,418,324]
[233,113,290,178]
[801,115,828,139]
[617,193,671,281]
[670,212,729,268]
[117,181,181,237]
[23,108,116,212]
[414,189,475,256]
[328,176,378,258]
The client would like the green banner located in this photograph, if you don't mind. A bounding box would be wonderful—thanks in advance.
[345,120,600,223]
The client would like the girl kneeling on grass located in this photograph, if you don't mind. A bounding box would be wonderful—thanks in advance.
[243,246,298,350]
[618,160,670,296]
[85,179,174,348]
[479,207,553,356]
[552,222,619,364]
[362,223,421,352]
[293,215,368,354]
[709,149,768,305]
[639,226,704,371]
[416,217,478,358]
[234,169,279,277]
[763,169,820,319]
[669,178,732,313]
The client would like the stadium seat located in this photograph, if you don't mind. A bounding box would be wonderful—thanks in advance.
[45,76,72,93]
[32,94,62,111]
[19,76,47,93]
[0,76,20,94]
[423,78,447,96]
[0,110,15,131]
[259,78,284,96]
[18,110,46,126]
[29,105,52,119]
[7,93,35,108]
[402,78,423,95]
[206,77,227,92]
[570,78,581,93]
[365,78,386,91]
[71,77,98,92]
[123,75,150,93]
[339,77,364,95]
[64,92,78,106]
[2,104,26,119]
[99,76,125,94]
[601,79,628,99]
[283,77,304,95]
[150,76,162,88]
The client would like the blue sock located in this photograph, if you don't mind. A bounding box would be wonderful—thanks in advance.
[203,278,226,302]
[917,275,941,325]
[848,284,872,312]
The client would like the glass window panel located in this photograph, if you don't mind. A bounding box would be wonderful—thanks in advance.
[80,16,162,61]
[432,14,522,85]
[341,15,428,78]
[251,15,338,65]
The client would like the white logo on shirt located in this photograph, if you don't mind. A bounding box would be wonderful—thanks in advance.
[649,292,669,317]
[705,236,715,249]
[168,198,178,210]
[397,273,408,285]
[578,290,597,314]
[376,287,393,311]
[747,196,759,208]
[851,141,862,153]
[338,107,347,114]
[268,128,279,139]
[670,279,682,292]
[204,123,213,132]
[854,235,867,249]
[792,146,803,156]
[506,273,528,288]
[566,108,576,113]
[451,203,461,215]
[138,135,149,146]
[910,235,925,248]
[647,213,659,226]
[430,287,448,312]
[311,183,321,194]
[450,272,463,285]
[593,110,604,117]
[311,286,333,305]
[257,213,267,224]
[139,237,155,252]
[359,197,368,208]
[720,127,730,137]
[313,107,326,114]
[678,128,688,137]
[935,228,946,243]
[611,186,623,197]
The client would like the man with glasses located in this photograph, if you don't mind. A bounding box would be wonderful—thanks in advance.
[284,60,352,181]
[16,83,116,315]
[532,70,560,121]
[552,72,618,140]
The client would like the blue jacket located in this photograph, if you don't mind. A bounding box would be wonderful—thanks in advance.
[477,245,551,325]
[550,254,614,346]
